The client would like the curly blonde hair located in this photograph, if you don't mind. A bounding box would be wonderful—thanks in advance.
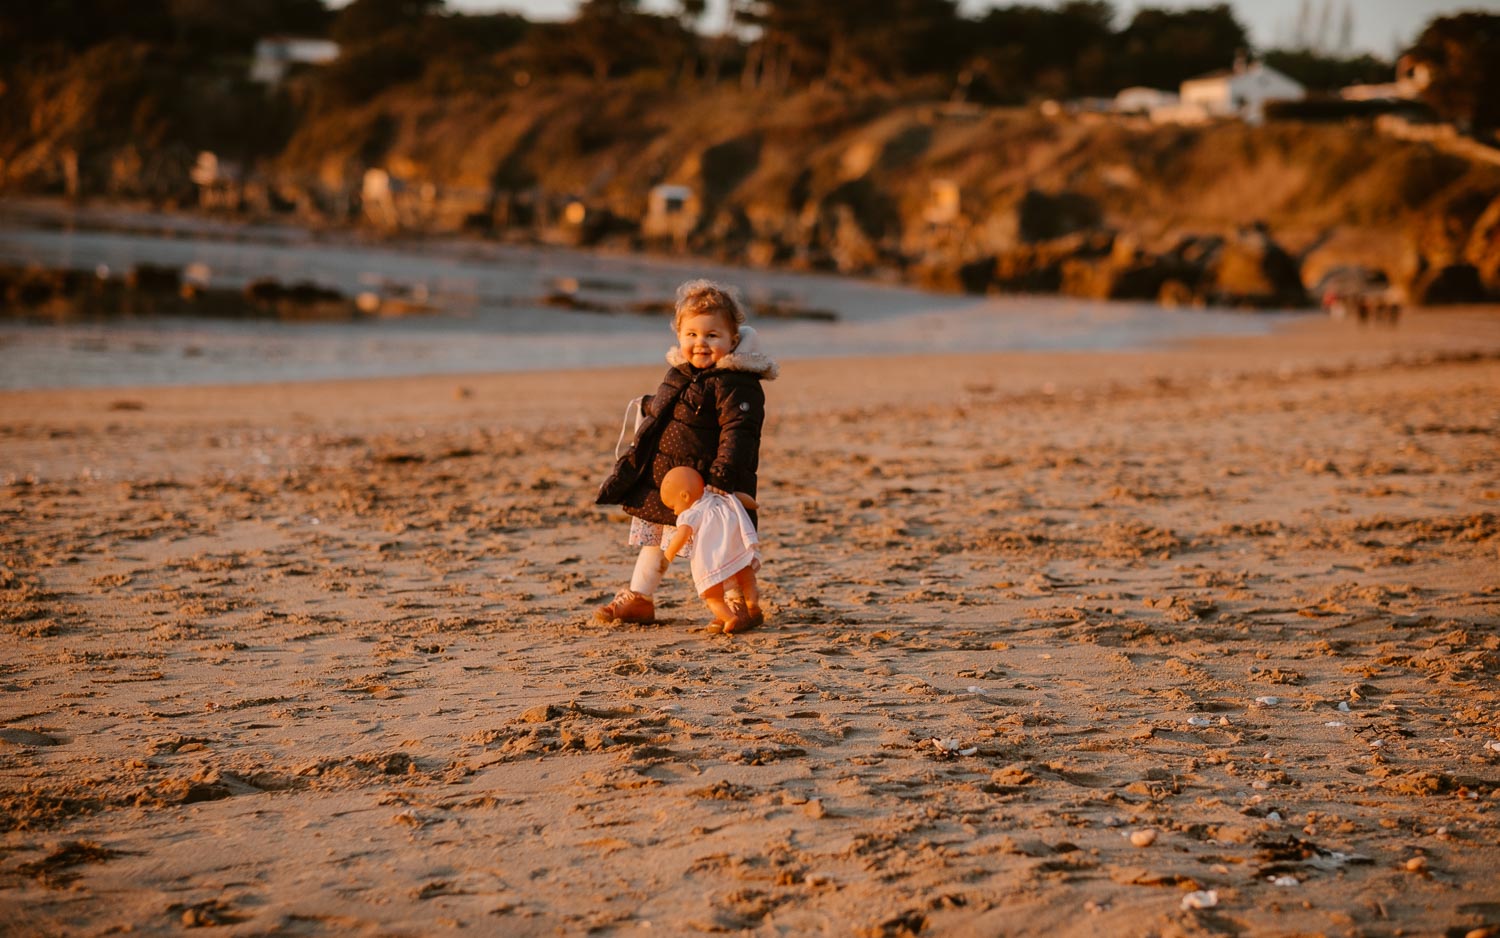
[673,279,747,333]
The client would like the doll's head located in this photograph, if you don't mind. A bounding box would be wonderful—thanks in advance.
[674,280,745,369]
[660,465,705,516]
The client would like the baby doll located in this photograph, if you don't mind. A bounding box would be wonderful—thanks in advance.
[659,466,763,634]
[595,279,777,626]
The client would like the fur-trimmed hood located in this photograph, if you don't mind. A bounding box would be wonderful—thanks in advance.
[666,325,779,380]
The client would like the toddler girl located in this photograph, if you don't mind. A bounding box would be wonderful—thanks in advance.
[595,279,778,626]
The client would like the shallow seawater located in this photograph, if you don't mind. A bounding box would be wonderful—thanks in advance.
[0,212,1302,389]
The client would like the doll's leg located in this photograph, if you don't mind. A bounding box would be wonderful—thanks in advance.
[703,583,753,634]
[721,569,763,633]
[701,583,733,628]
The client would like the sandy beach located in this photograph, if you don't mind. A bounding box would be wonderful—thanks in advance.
[2,307,1499,937]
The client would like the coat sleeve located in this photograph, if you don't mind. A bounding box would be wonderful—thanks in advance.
[707,375,764,493]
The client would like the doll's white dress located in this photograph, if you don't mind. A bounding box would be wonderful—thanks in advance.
[675,491,760,596]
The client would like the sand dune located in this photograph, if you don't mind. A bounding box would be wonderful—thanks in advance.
[2,308,1499,936]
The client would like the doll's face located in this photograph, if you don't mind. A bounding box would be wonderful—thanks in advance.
[676,310,737,369]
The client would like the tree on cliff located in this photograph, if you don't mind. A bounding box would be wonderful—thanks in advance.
[167,0,331,56]
[1115,4,1249,90]
[1403,13,1500,137]
[331,0,445,45]
[507,0,695,83]
[735,0,960,89]
[2,0,329,62]
[963,1,1115,101]
[1,0,173,59]
[1259,49,1390,94]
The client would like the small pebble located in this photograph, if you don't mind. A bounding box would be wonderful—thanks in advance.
[1187,716,1213,727]
[1405,856,1428,873]
[1130,829,1158,847]
[1269,875,1299,887]
[1181,890,1218,910]
[1254,696,1279,707]
[1337,701,1351,712]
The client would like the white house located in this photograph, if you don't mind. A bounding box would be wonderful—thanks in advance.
[250,37,340,84]
[1178,59,1305,125]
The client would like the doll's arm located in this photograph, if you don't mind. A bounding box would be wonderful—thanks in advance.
[663,524,693,564]
[734,492,759,511]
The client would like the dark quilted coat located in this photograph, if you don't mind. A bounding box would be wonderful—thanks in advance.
[597,326,778,526]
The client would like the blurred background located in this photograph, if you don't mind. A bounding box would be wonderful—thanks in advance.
[1,1,1497,386]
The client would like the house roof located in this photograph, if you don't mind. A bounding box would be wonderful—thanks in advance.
[1183,62,1303,89]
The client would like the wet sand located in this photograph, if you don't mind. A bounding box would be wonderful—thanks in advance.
[2,308,1499,937]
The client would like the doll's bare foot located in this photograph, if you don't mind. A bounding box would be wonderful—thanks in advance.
[721,610,756,634]
[745,605,765,631]
[720,598,757,634]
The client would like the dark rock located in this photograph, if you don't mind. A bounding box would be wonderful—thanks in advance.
[1410,263,1487,304]
[1158,279,1199,308]
[244,278,355,320]
[697,134,761,207]
[1060,255,1184,301]
[909,260,959,292]
[957,256,998,294]
[126,264,181,293]
[1202,224,1308,308]
[992,232,1113,294]
[828,205,882,275]
[1165,233,1225,266]
[744,237,787,268]
[1465,195,1500,293]
[1018,189,1102,243]
[993,245,1065,293]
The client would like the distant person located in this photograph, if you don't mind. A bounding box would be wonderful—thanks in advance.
[659,465,763,633]
[595,279,778,628]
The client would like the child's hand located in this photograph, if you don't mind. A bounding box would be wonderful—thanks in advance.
[658,553,671,573]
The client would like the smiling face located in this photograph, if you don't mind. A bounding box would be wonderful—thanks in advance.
[676,309,737,369]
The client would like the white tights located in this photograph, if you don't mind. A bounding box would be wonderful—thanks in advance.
[629,546,665,596]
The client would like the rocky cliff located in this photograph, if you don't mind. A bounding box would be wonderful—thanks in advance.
[6,75,1499,306]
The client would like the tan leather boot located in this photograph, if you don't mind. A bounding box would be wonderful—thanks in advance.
[595,589,655,624]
